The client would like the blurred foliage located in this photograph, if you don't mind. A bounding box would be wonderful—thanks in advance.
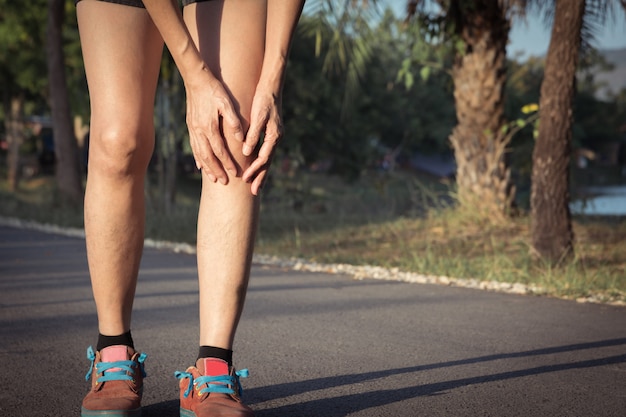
[0,1,624,190]
[0,0,86,120]
[285,8,456,180]
[0,0,49,116]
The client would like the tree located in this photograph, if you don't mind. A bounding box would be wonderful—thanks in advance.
[3,93,25,191]
[287,9,455,180]
[529,0,583,263]
[152,52,186,214]
[46,0,83,206]
[406,1,530,220]
[0,0,85,201]
[530,0,625,263]
[0,0,48,190]
[445,1,513,218]
[306,1,518,218]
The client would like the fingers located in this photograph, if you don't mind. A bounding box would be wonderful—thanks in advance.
[243,110,269,157]
[242,133,278,194]
[244,159,268,196]
[207,117,237,176]
[222,103,245,144]
[187,82,283,194]
[242,100,283,194]
[189,128,223,184]
[250,170,266,196]
[187,96,244,184]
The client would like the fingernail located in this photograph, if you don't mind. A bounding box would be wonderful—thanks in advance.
[242,145,252,156]
[219,177,227,185]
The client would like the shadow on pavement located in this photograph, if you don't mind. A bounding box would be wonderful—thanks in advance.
[248,338,626,416]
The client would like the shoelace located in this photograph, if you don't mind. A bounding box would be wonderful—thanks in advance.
[85,346,147,383]
[175,368,249,398]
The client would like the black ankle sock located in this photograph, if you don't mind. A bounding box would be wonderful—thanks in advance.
[198,346,233,366]
[96,331,134,351]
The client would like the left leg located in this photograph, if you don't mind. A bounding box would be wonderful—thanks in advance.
[184,0,267,354]
[175,2,266,416]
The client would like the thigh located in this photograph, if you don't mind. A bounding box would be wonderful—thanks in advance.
[183,0,267,133]
[77,0,163,143]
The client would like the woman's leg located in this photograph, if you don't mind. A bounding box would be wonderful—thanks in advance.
[183,0,267,352]
[78,0,163,339]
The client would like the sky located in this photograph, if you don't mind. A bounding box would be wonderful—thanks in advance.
[509,12,626,58]
[383,0,626,58]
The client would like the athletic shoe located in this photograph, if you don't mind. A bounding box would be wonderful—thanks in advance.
[81,345,147,417]
[175,358,254,417]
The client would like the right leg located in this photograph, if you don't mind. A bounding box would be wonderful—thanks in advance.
[78,0,163,338]
[77,1,162,416]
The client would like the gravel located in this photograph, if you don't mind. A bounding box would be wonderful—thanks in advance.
[2,216,624,307]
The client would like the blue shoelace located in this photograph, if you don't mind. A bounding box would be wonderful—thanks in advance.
[85,346,147,383]
[175,368,249,398]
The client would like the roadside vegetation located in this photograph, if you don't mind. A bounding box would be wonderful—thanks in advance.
[2,169,625,304]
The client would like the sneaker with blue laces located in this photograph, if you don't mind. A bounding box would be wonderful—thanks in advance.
[81,345,147,417]
[175,358,254,417]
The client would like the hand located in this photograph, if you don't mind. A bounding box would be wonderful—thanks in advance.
[242,89,283,195]
[185,68,244,184]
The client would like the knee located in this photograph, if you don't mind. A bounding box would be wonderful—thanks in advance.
[88,125,154,178]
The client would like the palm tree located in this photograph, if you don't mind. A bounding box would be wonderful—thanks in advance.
[529,0,584,263]
[406,1,531,219]
[307,0,521,219]
[440,1,516,218]
[406,0,624,261]
[530,0,625,262]
[307,0,624,244]
[300,0,378,118]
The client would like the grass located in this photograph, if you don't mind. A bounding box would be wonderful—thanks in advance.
[1,169,625,304]
[257,177,626,303]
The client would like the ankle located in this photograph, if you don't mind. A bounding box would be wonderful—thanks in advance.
[96,330,135,351]
[197,345,233,366]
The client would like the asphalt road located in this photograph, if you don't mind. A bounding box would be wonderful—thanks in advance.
[1,225,625,417]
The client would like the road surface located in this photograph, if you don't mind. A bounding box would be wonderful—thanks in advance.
[1,225,625,416]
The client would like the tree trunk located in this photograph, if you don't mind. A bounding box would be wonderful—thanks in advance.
[46,0,83,206]
[157,78,178,215]
[448,0,513,219]
[4,95,25,192]
[530,0,584,263]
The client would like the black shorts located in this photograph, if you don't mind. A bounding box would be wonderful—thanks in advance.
[75,0,212,8]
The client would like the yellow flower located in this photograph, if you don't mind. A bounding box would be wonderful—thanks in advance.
[521,103,539,114]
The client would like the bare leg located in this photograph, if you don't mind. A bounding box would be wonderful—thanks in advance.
[78,0,163,337]
[183,0,267,349]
